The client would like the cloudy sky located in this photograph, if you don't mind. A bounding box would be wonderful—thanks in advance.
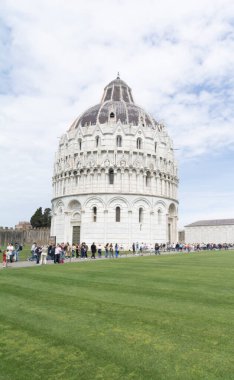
[1,0,234,229]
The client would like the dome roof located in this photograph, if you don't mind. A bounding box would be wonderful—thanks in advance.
[72,76,158,129]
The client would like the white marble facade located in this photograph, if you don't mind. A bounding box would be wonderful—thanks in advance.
[51,76,179,248]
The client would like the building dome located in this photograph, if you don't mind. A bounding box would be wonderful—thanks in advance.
[51,76,179,248]
[70,76,158,129]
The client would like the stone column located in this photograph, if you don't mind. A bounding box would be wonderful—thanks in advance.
[129,170,132,193]
[97,169,101,192]
[104,209,108,243]
[105,169,108,192]
[136,170,139,193]
[70,173,74,193]
[114,168,118,192]
[142,172,146,193]
[62,176,66,195]
[77,174,80,191]
[128,210,132,248]
[155,174,159,196]
[90,171,94,193]
[166,213,169,243]
[165,179,168,197]
[84,171,87,192]
[80,210,85,242]
[121,169,124,192]
[64,211,71,243]
[149,173,152,194]
[162,178,165,196]
[149,210,153,246]
[58,178,61,196]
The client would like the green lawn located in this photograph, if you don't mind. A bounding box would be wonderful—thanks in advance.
[0,251,234,380]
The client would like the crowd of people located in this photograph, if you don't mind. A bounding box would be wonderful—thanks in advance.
[1,242,23,266]
[1,240,233,268]
[29,241,234,264]
[133,242,233,254]
[165,242,233,252]
[29,241,121,264]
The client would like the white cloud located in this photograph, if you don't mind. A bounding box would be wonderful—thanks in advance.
[0,0,234,226]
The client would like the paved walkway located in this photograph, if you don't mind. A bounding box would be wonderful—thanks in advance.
[1,252,174,270]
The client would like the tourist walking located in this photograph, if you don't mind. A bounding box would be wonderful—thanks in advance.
[91,242,97,259]
[115,243,119,258]
[7,243,14,262]
[54,244,61,263]
[140,243,143,255]
[2,250,7,268]
[40,245,48,265]
[35,246,42,264]
[105,243,109,258]
[98,244,102,258]
[81,243,88,258]
[109,243,114,258]
[49,244,55,261]
[31,242,37,260]
[85,243,88,258]
[60,243,65,260]
[14,242,21,262]
[65,243,71,258]
[76,244,80,258]
[154,243,160,255]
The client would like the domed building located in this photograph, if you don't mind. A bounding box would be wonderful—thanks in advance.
[51,76,179,248]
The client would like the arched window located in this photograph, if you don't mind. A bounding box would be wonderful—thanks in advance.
[158,209,162,224]
[116,206,120,222]
[154,142,157,153]
[116,135,122,147]
[146,172,151,187]
[109,168,114,184]
[96,136,100,147]
[78,138,82,150]
[137,137,142,149]
[93,206,97,222]
[139,208,143,223]
[110,112,115,119]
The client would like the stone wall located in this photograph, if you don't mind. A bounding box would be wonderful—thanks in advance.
[0,227,51,246]
[178,230,185,243]
[185,225,234,244]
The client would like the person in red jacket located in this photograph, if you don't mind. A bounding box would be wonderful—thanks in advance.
[2,250,7,268]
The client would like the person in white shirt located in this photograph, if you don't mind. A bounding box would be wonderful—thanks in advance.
[40,245,48,265]
[54,244,61,264]
[31,242,36,259]
[7,243,14,262]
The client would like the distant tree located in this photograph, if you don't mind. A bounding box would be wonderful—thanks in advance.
[43,208,51,227]
[30,207,43,228]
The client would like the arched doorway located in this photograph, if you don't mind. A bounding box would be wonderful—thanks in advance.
[68,200,81,244]
[71,212,81,244]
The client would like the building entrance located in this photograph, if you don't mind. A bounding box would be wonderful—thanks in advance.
[168,222,171,243]
[72,226,80,244]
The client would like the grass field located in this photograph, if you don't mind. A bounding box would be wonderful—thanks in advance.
[0,251,234,380]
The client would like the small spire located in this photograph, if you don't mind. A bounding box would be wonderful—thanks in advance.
[117,72,120,79]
